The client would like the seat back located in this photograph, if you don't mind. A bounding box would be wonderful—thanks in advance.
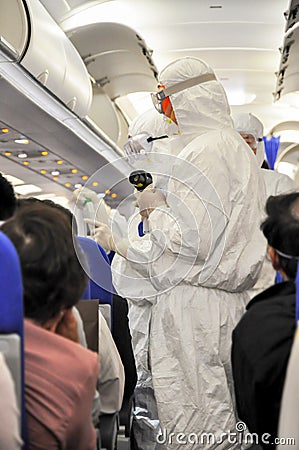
[76,300,111,352]
[0,232,26,447]
[77,236,114,328]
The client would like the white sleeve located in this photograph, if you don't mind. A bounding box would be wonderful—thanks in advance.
[110,209,129,239]
[0,353,22,450]
[262,169,298,197]
[97,311,125,414]
[276,172,298,194]
[72,306,88,348]
[72,307,101,425]
[278,332,299,449]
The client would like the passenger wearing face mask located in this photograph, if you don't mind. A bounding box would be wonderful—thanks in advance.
[234,113,297,296]
[234,113,296,198]
[91,57,266,449]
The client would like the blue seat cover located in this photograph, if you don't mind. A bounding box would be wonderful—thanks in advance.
[77,236,113,306]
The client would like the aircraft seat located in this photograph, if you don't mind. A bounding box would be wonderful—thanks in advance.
[77,236,113,311]
[0,231,26,448]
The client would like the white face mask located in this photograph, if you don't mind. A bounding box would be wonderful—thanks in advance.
[123,132,168,162]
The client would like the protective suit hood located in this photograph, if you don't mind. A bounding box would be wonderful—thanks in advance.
[233,112,265,166]
[158,57,233,140]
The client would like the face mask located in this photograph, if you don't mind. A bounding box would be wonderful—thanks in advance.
[273,247,299,326]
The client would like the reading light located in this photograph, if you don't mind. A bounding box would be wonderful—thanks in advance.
[15,138,29,144]
[18,152,28,159]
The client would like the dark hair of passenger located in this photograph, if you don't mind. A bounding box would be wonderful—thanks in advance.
[16,197,42,208]
[0,202,87,324]
[42,198,78,235]
[17,197,78,235]
[0,173,16,220]
[261,193,299,280]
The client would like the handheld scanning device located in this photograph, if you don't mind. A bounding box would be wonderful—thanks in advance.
[129,170,152,236]
[129,170,153,192]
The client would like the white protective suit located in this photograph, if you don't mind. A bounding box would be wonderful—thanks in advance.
[112,109,185,449]
[98,57,267,450]
[233,113,298,295]
[114,57,267,450]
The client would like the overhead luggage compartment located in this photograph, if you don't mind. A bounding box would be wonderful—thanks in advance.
[0,0,92,117]
[0,0,29,59]
[86,85,121,143]
[0,0,133,200]
[67,22,158,100]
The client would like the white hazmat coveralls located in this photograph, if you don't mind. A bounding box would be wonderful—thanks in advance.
[93,57,266,449]
[112,109,185,449]
[233,112,298,295]
[125,57,266,449]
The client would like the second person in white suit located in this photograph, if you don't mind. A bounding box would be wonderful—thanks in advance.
[234,112,297,296]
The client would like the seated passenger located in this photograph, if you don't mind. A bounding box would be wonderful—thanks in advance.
[232,193,299,448]
[39,198,125,417]
[1,202,100,450]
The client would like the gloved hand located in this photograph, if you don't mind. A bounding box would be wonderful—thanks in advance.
[73,187,111,224]
[85,219,129,258]
[73,187,96,205]
[132,183,153,208]
[136,187,168,219]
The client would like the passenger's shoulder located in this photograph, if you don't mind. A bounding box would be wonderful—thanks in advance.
[25,319,99,377]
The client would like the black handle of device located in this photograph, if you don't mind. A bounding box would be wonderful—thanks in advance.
[129,170,153,192]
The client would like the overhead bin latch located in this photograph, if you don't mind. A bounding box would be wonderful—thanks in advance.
[96,76,110,88]
[37,69,49,86]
